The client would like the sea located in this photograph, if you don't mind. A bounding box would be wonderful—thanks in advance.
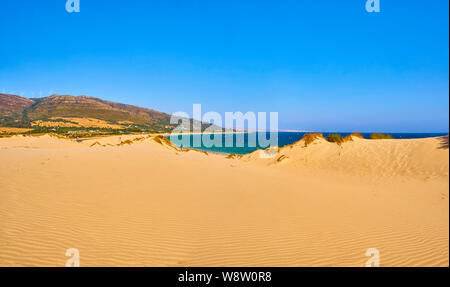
[167,132,448,155]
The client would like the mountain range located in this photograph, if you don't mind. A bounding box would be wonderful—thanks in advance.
[0,94,215,134]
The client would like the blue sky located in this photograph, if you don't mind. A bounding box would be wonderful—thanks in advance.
[0,0,448,132]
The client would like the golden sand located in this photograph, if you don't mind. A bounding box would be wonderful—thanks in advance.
[0,127,33,134]
[0,134,448,266]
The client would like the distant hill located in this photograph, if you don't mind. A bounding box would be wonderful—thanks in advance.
[0,94,35,118]
[28,94,171,125]
[0,94,219,135]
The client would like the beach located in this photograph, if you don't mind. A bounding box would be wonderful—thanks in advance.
[0,134,448,267]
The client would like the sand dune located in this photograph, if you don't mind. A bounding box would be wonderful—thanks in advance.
[245,135,449,179]
[0,134,448,266]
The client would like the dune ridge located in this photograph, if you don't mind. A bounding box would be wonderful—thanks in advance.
[244,135,449,180]
[0,134,448,266]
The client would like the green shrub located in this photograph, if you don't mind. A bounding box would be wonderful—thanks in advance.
[327,133,343,144]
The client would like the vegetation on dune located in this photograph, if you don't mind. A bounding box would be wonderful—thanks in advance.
[90,141,103,147]
[327,133,343,144]
[226,153,236,159]
[349,132,364,139]
[370,133,393,139]
[301,131,376,146]
[152,135,173,146]
[342,132,364,143]
[301,133,326,147]
[276,155,289,162]
[89,136,154,148]
[325,132,393,144]
[226,153,243,159]
[118,139,134,146]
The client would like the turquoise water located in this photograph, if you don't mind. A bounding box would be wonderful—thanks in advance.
[168,132,448,155]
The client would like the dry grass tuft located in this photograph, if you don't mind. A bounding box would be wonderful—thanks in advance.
[152,135,174,147]
[276,155,289,162]
[118,139,134,146]
[226,153,237,159]
[351,132,364,139]
[342,132,364,143]
[301,133,325,147]
[90,141,103,147]
[327,134,343,145]
[226,153,243,159]
[370,133,393,140]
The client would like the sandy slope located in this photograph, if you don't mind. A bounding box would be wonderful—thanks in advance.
[0,134,448,266]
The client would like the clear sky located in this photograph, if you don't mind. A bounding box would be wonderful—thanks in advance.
[0,0,448,132]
